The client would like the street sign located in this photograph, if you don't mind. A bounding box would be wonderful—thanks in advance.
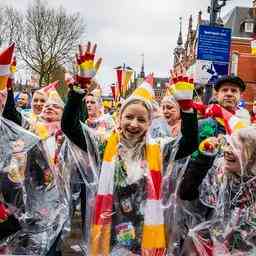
[195,25,231,85]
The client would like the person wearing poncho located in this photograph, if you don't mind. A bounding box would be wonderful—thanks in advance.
[62,70,198,255]
[178,120,256,254]
[3,80,65,167]
[161,95,181,138]
[21,89,47,123]
[84,88,115,143]
[2,51,49,127]
[3,81,61,135]
[197,75,249,144]
[0,116,69,255]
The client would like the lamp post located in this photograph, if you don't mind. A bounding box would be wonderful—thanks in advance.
[204,0,228,104]
[208,0,227,26]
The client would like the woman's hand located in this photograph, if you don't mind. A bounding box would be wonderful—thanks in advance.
[75,42,102,90]
[169,75,194,112]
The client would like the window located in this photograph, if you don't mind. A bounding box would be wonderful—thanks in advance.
[245,22,254,33]
[230,53,239,76]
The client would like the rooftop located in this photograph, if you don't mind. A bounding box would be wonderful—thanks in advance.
[224,6,254,38]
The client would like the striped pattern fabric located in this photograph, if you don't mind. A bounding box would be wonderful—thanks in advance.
[222,107,247,134]
[9,56,16,77]
[39,81,60,95]
[76,52,100,85]
[169,77,194,110]
[205,104,247,135]
[0,43,15,90]
[90,132,166,255]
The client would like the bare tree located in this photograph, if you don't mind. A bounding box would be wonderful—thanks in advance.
[0,6,22,47]
[14,0,85,86]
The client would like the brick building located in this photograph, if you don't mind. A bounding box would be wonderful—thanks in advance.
[173,0,256,108]
[225,3,256,107]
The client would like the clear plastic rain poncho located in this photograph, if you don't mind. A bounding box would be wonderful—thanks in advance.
[53,124,100,254]
[161,152,201,256]
[0,116,69,255]
[179,127,256,256]
[79,120,188,256]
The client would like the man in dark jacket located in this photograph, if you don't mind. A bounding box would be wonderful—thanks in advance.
[198,75,247,141]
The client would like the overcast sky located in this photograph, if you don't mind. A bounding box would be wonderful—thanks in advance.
[5,0,252,94]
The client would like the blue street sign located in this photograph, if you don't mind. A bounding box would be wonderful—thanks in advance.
[197,25,231,62]
[195,25,232,85]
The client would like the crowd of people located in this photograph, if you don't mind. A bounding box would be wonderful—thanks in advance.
[0,41,256,256]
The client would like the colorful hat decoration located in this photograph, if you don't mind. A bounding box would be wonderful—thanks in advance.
[38,81,60,96]
[42,82,64,109]
[44,90,64,109]
[131,73,155,102]
[0,43,15,90]
[119,73,155,117]
[222,107,247,134]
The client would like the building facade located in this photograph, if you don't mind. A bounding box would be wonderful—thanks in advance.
[173,1,256,108]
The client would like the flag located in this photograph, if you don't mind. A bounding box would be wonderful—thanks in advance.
[122,69,133,94]
[10,56,16,74]
[115,83,120,101]
[116,69,123,95]
[0,43,15,90]
[110,84,116,101]
[7,56,17,89]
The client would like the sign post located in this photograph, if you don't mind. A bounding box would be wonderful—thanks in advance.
[194,25,231,103]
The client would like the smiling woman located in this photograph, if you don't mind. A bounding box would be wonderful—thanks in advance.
[178,126,256,255]
[120,99,151,144]
[61,53,198,254]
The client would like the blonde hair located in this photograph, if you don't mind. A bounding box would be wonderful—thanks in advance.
[234,127,256,175]
[120,99,151,120]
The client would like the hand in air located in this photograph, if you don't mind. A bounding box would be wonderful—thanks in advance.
[75,42,102,89]
[169,74,194,111]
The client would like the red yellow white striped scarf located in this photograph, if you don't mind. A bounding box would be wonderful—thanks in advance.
[90,131,166,255]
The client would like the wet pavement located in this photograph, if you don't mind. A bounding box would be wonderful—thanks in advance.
[62,211,84,256]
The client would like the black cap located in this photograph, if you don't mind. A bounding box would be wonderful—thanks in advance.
[214,75,246,92]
